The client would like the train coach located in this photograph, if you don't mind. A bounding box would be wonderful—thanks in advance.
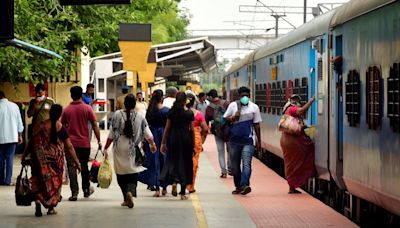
[224,0,400,224]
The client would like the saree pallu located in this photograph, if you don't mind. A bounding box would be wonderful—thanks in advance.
[30,123,64,208]
[280,132,315,188]
[187,127,202,192]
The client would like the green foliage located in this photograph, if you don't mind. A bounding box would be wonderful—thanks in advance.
[0,0,189,84]
[199,59,229,94]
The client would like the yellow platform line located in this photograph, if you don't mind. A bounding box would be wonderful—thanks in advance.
[191,193,208,228]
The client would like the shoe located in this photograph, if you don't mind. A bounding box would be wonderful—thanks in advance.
[47,208,57,215]
[162,189,167,196]
[126,192,134,209]
[35,201,42,217]
[68,195,78,201]
[172,184,178,197]
[240,186,252,195]
[220,174,227,178]
[121,201,128,207]
[84,186,95,198]
[189,190,196,194]
[232,188,241,195]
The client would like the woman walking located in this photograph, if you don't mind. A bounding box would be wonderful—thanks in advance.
[280,95,316,194]
[160,92,194,200]
[185,93,208,193]
[139,90,169,197]
[103,94,156,208]
[21,104,81,217]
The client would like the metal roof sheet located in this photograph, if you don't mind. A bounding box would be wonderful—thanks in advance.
[330,0,397,28]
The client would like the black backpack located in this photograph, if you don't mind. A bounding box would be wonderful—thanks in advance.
[209,100,241,142]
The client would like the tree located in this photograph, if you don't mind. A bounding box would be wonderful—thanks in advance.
[199,58,229,94]
[0,0,189,84]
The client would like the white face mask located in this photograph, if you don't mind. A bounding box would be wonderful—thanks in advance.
[36,95,46,101]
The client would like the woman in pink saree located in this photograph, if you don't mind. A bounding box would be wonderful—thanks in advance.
[280,95,316,194]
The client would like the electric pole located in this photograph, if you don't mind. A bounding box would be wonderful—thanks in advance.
[304,0,307,23]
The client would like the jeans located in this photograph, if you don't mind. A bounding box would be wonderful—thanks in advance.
[215,136,231,175]
[0,143,17,185]
[230,143,255,189]
[66,147,90,195]
[117,173,138,200]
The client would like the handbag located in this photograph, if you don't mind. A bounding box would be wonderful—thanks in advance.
[278,114,304,135]
[98,158,112,189]
[135,145,146,166]
[89,149,102,183]
[15,165,34,206]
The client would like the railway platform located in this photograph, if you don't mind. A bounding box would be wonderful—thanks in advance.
[0,131,357,228]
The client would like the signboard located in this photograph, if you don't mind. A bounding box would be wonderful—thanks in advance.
[0,0,14,40]
[271,66,278,80]
[59,0,131,5]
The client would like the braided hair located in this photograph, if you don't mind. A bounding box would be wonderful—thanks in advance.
[49,104,63,144]
[123,94,136,138]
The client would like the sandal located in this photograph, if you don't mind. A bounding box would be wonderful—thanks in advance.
[288,188,302,194]
[47,209,57,215]
[172,184,177,197]
[121,201,128,207]
[189,190,196,194]
[126,192,134,209]
[180,195,188,200]
[162,189,167,196]
[153,191,160,197]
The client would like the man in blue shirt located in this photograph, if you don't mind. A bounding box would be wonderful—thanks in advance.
[82,83,96,106]
[224,86,262,195]
[0,91,23,186]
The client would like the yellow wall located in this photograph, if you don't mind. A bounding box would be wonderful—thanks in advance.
[0,81,79,126]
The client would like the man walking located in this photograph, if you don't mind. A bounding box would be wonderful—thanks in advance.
[205,89,231,178]
[196,92,209,117]
[162,86,178,109]
[0,91,23,186]
[224,86,261,195]
[27,83,54,138]
[82,83,97,106]
[116,85,129,110]
[62,86,102,201]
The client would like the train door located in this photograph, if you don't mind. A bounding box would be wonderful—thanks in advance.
[309,45,317,125]
[329,33,345,189]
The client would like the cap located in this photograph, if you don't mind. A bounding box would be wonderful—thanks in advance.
[122,85,129,90]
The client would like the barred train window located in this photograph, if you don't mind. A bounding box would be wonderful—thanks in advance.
[388,63,400,133]
[345,70,360,127]
[266,83,271,113]
[293,78,308,106]
[255,84,267,113]
[366,66,382,130]
[271,82,278,114]
[286,80,293,100]
[276,81,282,115]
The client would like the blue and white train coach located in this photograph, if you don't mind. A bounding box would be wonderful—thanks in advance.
[224,0,400,223]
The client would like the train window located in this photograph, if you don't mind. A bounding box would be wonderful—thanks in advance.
[276,81,282,115]
[345,70,361,127]
[280,54,284,62]
[271,82,277,114]
[269,58,273,65]
[255,83,267,113]
[266,83,271,113]
[286,80,293,100]
[366,66,382,130]
[388,63,400,133]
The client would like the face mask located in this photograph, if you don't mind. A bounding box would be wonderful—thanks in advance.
[240,96,249,105]
[36,95,45,101]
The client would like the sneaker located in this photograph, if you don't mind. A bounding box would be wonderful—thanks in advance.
[232,188,241,195]
[240,186,252,195]
[84,186,94,198]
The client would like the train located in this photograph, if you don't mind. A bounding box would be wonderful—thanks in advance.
[223,0,400,225]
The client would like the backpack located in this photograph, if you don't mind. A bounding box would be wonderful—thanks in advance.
[209,100,242,142]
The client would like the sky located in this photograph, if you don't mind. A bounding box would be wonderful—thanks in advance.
[179,0,350,62]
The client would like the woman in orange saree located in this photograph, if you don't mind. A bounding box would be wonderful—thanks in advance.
[280,95,316,194]
[22,104,80,216]
[186,93,208,193]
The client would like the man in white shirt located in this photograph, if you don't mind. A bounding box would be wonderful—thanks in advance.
[0,91,23,186]
[224,86,262,195]
[162,86,178,109]
[134,92,147,117]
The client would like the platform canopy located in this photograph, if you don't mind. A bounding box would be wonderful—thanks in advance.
[153,37,217,78]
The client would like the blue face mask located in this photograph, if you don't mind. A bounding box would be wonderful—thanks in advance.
[240,96,249,105]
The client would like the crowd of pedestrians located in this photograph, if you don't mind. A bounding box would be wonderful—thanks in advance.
[1,82,319,217]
